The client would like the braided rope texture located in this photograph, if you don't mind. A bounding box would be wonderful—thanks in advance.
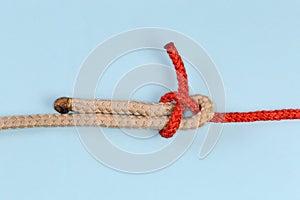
[1,42,300,137]
[211,109,300,122]
[158,42,200,138]
[0,95,214,131]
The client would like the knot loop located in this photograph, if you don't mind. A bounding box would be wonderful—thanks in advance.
[159,42,200,138]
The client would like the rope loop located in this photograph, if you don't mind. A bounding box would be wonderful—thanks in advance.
[159,42,200,138]
[1,42,299,134]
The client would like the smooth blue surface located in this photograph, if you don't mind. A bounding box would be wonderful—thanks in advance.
[0,0,300,199]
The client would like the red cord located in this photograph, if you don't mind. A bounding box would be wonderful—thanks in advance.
[159,42,200,138]
[161,42,300,138]
[210,110,300,122]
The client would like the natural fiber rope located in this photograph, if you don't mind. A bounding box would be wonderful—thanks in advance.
[0,95,214,131]
[1,41,300,138]
[0,42,216,137]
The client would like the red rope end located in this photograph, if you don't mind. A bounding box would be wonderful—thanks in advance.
[159,42,300,138]
[159,42,200,138]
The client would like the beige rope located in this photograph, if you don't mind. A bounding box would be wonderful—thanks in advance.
[0,94,214,131]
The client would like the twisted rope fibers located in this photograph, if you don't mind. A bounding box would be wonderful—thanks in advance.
[0,42,300,138]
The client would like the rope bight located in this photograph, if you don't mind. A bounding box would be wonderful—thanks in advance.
[0,42,299,138]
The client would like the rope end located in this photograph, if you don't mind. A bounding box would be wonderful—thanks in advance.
[54,97,72,114]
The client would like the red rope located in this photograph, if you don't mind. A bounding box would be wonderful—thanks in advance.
[210,110,300,122]
[159,42,200,138]
[161,42,300,138]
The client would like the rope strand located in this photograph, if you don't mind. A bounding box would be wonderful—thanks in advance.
[211,109,300,123]
[159,42,200,138]
[0,42,299,138]
[0,95,214,131]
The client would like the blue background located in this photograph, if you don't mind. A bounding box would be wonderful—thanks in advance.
[0,0,300,199]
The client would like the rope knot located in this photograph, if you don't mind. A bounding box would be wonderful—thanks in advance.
[159,42,200,138]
